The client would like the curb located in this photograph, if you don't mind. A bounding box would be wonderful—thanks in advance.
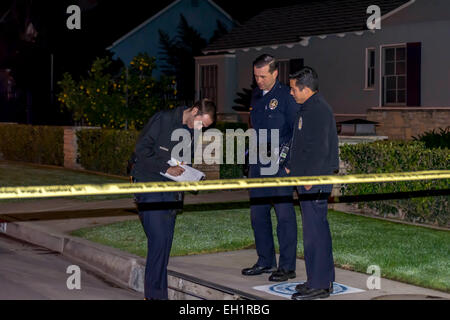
[2,220,143,292]
[0,220,251,300]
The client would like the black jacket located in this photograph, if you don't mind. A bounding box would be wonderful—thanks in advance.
[131,106,188,183]
[288,92,339,177]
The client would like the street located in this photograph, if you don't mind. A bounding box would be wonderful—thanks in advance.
[0,234,141,300]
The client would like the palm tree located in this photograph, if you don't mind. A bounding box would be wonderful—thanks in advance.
[233,83,257,112]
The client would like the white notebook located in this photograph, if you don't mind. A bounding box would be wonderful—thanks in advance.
[160,158,206,182]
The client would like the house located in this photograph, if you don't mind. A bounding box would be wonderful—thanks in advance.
[107,0,235,79]
[196,0,450,140]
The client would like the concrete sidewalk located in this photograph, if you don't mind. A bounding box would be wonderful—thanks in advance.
[0,192,449,300]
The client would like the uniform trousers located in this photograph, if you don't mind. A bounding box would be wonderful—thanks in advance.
[136,192,180,300]
[250,196,297,271]
[297,184,335,289]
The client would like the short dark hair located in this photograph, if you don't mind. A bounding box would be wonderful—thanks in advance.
[191,98,217,121]
[253,54,278,74]
[289,66,319,92]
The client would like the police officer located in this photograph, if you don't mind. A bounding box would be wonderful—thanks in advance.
[241,54,299,282]
[286,67,339,300]
[131,99,216,300]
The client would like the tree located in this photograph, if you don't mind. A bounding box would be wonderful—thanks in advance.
[159,15,229,104]
[58,53,176,130]
[209,20,229,44]
[233,83,257,112]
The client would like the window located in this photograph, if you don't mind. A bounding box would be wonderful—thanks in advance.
[278,59,304,86]
[278,60,290,85]
[366,48,376,89]
[199,65,218,105]
[383,46,407,105]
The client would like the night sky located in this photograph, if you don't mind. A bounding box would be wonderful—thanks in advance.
[0,0,327,125]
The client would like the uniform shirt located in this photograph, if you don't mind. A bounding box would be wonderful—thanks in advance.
[249,80,299,198]
[288,92,339,177]
[250,80,299,175]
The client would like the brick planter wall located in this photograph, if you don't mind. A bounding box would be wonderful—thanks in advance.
[367,107,450,140]
[63,127,83,170]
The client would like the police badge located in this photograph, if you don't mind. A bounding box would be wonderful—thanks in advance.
[269,99,279,110]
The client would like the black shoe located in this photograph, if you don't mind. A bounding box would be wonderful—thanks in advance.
[269,269,296,282]
[295,282,308,293]
[292,283,334,300]
[242,264,276,276]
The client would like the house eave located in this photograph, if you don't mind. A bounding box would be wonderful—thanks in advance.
[203,0,417,55]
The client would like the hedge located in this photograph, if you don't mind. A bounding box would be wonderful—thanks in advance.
[340,141,449,226]
[76,129,139,176]
[216,122,249,179]
[0,124,64,166]
[76,122,250,179]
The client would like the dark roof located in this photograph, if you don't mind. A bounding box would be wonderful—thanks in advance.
[205,0,411,52]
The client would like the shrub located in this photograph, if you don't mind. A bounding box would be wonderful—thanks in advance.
[214,122,249,179]
[340,141,449,226]
[76,129,139,176]
[0,124,64,166]
[75,121,251,179]
[413,127,450,149]
[58,53,177,130]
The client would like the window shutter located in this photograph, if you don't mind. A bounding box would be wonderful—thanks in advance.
[406,42,421,106]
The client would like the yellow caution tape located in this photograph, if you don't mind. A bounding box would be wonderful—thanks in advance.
[0,170,449,200]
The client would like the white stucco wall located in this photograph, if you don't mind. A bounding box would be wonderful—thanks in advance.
[201,0,450,118]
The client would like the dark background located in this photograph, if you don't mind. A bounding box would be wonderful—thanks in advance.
[0,0,326,125]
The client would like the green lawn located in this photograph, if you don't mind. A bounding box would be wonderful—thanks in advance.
[0,161,132,202]
[71,206,450,292]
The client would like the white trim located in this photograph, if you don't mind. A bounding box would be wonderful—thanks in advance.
[378,43,406,107]
[195,54,236,60]
[204,41,300,54]
[204,30,368,54]
[299,37,311,47]
[107,0,234,50]
[379,43,408,107]
[204,1,417,54]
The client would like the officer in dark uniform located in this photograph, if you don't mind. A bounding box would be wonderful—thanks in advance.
[241,54,299,282]
[131,99,216,300]
[287,67,339,300]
